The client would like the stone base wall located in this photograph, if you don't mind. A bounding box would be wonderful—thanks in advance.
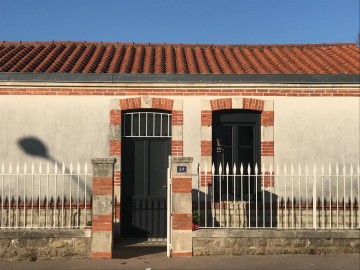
[0,229,91,261]
[199,203,359,229]
[193,229,360,256]
[0,208,92,228]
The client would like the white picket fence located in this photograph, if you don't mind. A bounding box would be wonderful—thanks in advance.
[0,162,92,229]
[196,163,360,230]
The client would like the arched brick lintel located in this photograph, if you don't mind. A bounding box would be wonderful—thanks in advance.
[119,97,174,111]
[210,97,265,112]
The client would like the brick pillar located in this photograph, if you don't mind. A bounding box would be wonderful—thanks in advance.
[91,158,116,259]
[171,157,193,257]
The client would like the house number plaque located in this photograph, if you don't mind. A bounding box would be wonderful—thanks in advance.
[176,166,187,173]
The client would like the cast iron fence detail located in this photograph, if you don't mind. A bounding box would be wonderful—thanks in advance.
[195,163,360,229]
[0,162,92,229]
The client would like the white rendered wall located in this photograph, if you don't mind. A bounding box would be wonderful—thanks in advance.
[0,95,358,169]
[274,97,359,166]
[0,96,110,166]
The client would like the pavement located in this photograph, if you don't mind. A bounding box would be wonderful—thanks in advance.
[0,244,359,270]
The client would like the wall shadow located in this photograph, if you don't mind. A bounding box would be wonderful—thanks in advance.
[17,136,92,198]
[113,239,166,259]
[193,186,279,228]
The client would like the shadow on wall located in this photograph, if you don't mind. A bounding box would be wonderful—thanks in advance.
[18,137,51,159]
[193,188,279,228]
[17,136,91,196]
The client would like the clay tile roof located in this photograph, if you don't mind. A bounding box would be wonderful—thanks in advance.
[0,41,359,74]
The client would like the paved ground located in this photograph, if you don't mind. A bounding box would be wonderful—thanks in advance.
[1,248,359,270]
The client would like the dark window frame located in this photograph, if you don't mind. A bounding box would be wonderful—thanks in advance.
[212,109,261,199]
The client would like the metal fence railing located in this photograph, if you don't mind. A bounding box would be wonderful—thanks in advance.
[0,162,92,229]
[196,163,360,230]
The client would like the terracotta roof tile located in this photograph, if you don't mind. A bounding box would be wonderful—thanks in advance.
[184,46,199,73]
[194,47,210,73]
[120,45,135,73]
[47,44,74,72]
[154,46,165,74]
[143,46,154,74]
[130,46,144,73]
[0,41,358,74]
[175,46,187,74]
[242,47,268,73]
[108,45,125,73]
[223,47,244,73]
[95,45,114,73]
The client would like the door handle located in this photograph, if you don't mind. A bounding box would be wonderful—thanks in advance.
[162,186,167,189]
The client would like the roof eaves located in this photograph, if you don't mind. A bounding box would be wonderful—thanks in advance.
[0,72,359,84]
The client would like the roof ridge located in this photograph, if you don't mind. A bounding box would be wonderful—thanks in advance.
[0,41,357,48]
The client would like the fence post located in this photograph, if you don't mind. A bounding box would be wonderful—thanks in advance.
[171,157,193,257]
[313,164,317,230]
[91,158,116,259]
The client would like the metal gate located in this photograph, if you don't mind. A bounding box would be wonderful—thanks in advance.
[166,156,172,257]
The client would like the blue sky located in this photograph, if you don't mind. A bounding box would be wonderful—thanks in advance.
[0,0,359,44]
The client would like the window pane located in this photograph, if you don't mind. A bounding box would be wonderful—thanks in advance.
[154,114,161,136]
[123,112,171,138]
[132,114,139,136]
[161,114,170,137]
[214,125,232,148]
[124,114,132,136]
[147,113,154,136]
[139,113,147,136]
[238,147,254,173]
[238,126,253,146]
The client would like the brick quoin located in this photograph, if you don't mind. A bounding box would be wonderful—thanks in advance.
[172,213,192,230]
[110,110,121,124]
[172,177,192,193]
[201,141,212,156]
[110,140,121,156]
[172,110,183,125]
[114,202,121,219]
[92,178,113,195]
[262,173,275,188]
[261,111,274,126]
[261,141,274,156]
[0,88,359,96]
[92,215,113,232]
[114,170,121,185]
[171,140,183,156]
[201,173,212,186]
[201,110,212,126]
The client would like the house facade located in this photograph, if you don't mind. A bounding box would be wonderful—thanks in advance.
[0,42,359,242]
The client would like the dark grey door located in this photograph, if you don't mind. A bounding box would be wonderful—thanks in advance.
[121,111,171,239]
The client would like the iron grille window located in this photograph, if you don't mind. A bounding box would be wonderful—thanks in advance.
[123,112,172,138]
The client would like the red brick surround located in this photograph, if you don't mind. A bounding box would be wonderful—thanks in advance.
[201,97,275,187]
[109,97,183,231]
